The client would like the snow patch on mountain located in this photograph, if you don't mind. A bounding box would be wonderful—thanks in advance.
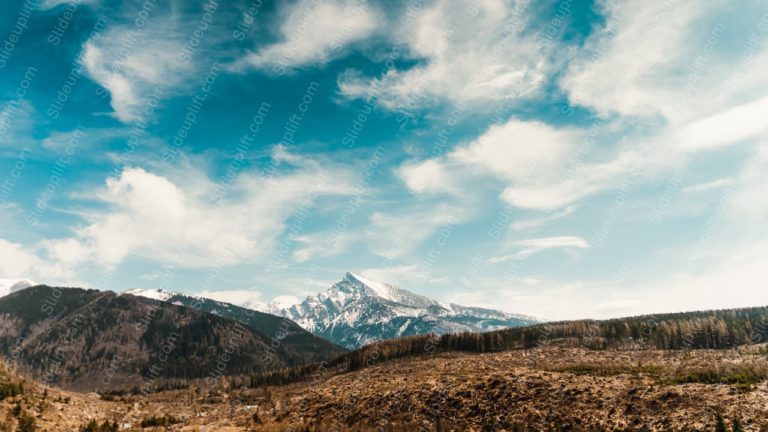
[347,272,397,301]
[123,288,179,301]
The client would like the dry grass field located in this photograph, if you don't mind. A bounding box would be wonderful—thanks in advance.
[4,346,768,431]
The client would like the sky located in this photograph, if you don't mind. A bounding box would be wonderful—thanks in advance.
[1,0,767,320]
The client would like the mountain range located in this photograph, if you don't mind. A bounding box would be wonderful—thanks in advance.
[0,285,343,391]
[127,272,538,349]
[0,273,537,378]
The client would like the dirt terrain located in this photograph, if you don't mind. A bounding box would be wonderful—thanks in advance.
[3,347,768,431]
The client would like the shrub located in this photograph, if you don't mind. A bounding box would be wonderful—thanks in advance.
[140,415,181,427]
[79,420,118,432]
[666,364,768,388]
[715,413,729,432]
[16,412,36,432]
[0,382,23,400]
[732,418,744,432]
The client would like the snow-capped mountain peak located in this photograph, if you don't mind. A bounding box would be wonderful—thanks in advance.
[345,272,398,301]
[118,273,538,349]
[337,272,438,308]
[279,272,539,349]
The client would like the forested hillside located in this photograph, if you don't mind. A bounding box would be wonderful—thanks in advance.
[249,305,768,386]
[0,286,342,391]
[156,292,345,359]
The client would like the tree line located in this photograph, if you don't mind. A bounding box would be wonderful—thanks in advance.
[245,306,768,387]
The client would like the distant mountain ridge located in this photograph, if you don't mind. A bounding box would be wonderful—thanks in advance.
[125,273,539,349]
[123,288,345,358]
[0,285,343,391]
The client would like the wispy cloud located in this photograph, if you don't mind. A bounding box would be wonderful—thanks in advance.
[81,27,190,122]
[291,230,358,263]
[488,235,590,263]
[682,178,733,194]
[366,203,469,259]
[232,0,379,72]
[675,95,768,151]
[0,100,35,150]
[338,0,550,111]
[561,0,703,119]
[39,0,98,10]
[510,207,575,231]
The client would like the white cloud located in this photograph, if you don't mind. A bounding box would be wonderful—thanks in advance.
[516,236,589,251]
[501,148,648,211]
[386,121,589,261]
[82,28,190,122]
[339,0,551,110]
[0,239,44,278]
[452,119,576,183]
[562,0,768,124]
[43,148,356,268]
[0,101,35,149]
[561,0,703,119]
[488,235,589,263]
[509,207,574,231]
[396,119,579,195]
[41,127,129,154]
[233,0,379,72]
[681,178,733,194]
[727,143,768,223]
[366,203,469,259]
[553,0,768,226]
[79,0,228,125]
[388,0,768,225]
[0,239,74,282]
[291,230,358,263]
[43,238,91,266]
[675,95,768,151]
[397,158,463,195]
[39,0,97,10]
[395,118,628,212]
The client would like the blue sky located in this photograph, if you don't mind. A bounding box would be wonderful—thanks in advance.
[1,0,768,319]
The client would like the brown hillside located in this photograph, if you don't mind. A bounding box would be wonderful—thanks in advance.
[3,346,763,431]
